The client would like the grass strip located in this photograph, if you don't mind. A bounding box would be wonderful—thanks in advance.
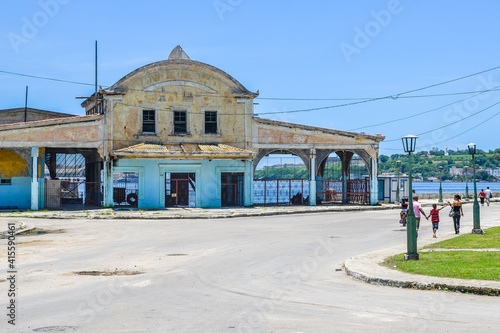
[424,226,500,249]
[383,251,500,281]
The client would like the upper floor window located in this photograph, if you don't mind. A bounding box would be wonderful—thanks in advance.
[0,179,12,185]
[174,111,187,134]
[205,111,217,134]
[142,109,156,133]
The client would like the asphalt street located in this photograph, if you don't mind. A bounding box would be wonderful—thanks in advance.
[1,203,500,333]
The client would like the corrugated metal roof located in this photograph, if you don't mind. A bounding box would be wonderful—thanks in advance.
[115,143,251,154]
[116,143,170,153]
[198,144,251,153]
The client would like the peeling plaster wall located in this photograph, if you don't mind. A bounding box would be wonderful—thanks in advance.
[0,150,31,208]
[0,149,29,178]
[254,121,377,146]
[107,66,253,151]
[0,122,101,146]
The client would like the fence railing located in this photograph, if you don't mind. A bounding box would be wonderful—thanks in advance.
[45,180,102,208]
[316,179,369,205]
[253,179,308,206]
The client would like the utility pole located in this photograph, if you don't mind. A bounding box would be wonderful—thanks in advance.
[24,86,28,122]
[95,40,98,113]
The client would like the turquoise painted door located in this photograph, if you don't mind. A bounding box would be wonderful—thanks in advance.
[378,179,384,201]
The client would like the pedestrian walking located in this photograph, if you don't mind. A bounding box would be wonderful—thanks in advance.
[412,196,428,232]
[485,187,493,206]
[448,194,464,234]
[479,189,486,206]
[428,203,447,238]
[399,198,408,225]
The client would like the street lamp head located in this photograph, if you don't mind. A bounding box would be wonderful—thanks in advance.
[468,143,477,155]
[402,135,418,153]
[438,165,444,171]
[397,160,401,167]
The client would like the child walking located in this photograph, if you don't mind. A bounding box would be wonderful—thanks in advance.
[429,203,447,238]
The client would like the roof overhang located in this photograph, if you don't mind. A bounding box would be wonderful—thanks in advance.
[111,143,255,160]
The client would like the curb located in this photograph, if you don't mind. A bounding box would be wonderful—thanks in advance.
[0,199,497,220]
[0,204,400,220]
[344,247,500,296]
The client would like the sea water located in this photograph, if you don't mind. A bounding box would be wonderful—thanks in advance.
[412,182,499,194]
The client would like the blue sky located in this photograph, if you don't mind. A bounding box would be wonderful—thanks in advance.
[1,0,500,155]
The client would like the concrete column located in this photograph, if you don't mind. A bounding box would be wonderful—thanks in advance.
[337,151,353,204]
[247,160,254,206]
[30,147,39,211]
[103,157,114,207]
[309,148,317,206]
[370,157,378,205]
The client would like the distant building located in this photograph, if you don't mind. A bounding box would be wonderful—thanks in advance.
[487,168,500,178]
[0,107,74,125]
[449,166,463,176]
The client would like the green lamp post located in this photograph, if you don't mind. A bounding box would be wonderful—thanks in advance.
[402,135,419,260]
[464,165,469,200]
[438,165,444,203]
[468,143,483,235]
[396,160,401,203]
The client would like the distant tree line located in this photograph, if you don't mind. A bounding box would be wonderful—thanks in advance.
[379,148,500,181]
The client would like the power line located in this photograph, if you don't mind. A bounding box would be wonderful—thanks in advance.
[416,108,500,150]
[381,105,500,151]
[0,70,94,87]
[349,84,500,131]
[2,64,500,110]
[386,65,500,98]
[383,99,500,143]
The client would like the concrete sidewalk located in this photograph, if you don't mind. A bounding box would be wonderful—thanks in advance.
[0,198,496,220]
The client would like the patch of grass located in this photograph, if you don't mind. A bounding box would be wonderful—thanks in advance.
[383,251,500,281]
[424,226,500,249]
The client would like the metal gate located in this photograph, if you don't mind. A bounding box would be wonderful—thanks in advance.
[45,180,102,208]
[221,173,244,206]
[113,172,139,207]
[317,179,369,205]
[165,173,196,207]
[253,179,308,206]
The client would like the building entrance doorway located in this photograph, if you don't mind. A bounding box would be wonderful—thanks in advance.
[221,172,244,206]
[165,173,196,207]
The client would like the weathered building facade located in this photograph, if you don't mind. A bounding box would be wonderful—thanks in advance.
[0,46,384,210]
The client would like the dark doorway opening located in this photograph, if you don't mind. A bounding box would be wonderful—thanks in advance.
[165,173,196,207]
[221,172,244,207]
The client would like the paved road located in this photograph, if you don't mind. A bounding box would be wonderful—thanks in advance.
[1,204,500,332]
